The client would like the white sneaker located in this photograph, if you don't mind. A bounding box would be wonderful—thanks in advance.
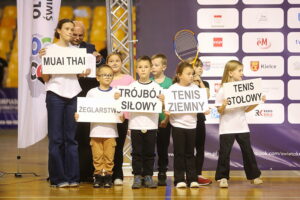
[176,182,187,188]
[251,178,263,185]
[219,178,228,188]
[114,178,123,186]
[190,182,200,188]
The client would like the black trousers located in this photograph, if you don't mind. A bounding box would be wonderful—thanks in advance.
[195,120,206,176]
[156,123,171,173]
[112,119,128,181]
[131,129,157,176]
[75,122,94,182]
[215,133,261,181]
[172,126,197,185]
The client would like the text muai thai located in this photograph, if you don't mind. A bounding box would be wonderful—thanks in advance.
[43,56,86,65]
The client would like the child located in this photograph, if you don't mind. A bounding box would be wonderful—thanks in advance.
[167,61,200,188]
[150,54,172,186]
[106,52,134,186]
[76,65,120,188]
[215,60,264,188]
[191,58,212,185]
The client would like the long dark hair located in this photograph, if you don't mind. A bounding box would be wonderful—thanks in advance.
[54,18,74,39]
[173,61,193,83]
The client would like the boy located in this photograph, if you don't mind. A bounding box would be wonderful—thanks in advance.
[75,65,120,188]
[151,54,173,186]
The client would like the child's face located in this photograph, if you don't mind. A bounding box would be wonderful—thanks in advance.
[151,58,166,77]
[107,55,122,74]
[193,62,203,76]
[96,68,114,86]
[58,22,74,42]
[136,60,151,80]
[178,67,194,86]
[229,65,244,81]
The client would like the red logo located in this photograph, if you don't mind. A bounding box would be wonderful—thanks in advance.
[250,61,260,72]
[213,37,223,47]
[257,38,271,49]
[214,83,221,93]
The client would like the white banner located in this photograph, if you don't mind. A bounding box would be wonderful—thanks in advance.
[165,87,208,113]
[77,97,122,123]
[116,86,162,113]
[223,78,263,109]
[42,47,87,74]
[17,0,61,148]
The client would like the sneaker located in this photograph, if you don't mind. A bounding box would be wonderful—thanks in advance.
[157,172,167,186]
[132,175,143,189]
[114,178,123,186]
[93,175,103,188]
[69,182,79,187]
[144,175,157,188]
[176,182,187,188]
[189,181,200,188]
[197,175,212,186]
[103,175,113,188]
[251,177,263,185]
[219,178,228,188]
[57,182,69,188]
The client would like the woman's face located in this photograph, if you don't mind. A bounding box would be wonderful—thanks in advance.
[57,22,74,42]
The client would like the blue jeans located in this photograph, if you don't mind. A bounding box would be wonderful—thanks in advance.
[46,91,79,185]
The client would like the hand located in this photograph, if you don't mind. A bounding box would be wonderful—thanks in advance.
[78,68,91,77]
[204,109,210,115]
[158,94,165,102]
[39,48,46,58]
[164,111,170,116]
[114,92,121,100]
[74,112,79,121]
[159,119,168,128]
[119,114,125,122]
[223,99,228,107]
[93,51,103,63]
[261,95,266,103]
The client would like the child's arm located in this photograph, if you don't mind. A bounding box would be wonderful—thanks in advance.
[159,115,169,128]
[245,95,266,113]
[217,99,228,115]
[74,112,79,121]
[39,48,51,82]
[78,68,91,78]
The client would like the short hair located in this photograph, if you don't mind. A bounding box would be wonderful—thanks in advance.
[151,54,167,66]
[54,18,74,39]
[96,64,113,75]
[137,55,152,66]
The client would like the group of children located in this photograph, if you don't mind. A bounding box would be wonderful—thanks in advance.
[78,52,264,189]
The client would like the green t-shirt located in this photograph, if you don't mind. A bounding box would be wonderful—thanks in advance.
[151,76,173,122]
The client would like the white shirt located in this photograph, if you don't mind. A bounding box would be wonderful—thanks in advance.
[169,83,198,129]
[87,87,118,138]
[215,87,250,135]
[128,81,160,130]
[44,44,82,98]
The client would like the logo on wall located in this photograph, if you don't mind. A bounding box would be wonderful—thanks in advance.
[203,61,211,71]
[257,14,268,22]
[213,37,223,47]
[255,109,273,117]
[257,38,271,49]
[214,82,221,93]
[250,61,260,71]
[212,14,224,27]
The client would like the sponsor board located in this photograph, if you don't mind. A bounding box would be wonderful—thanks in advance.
[288,79,300,100]
[288,104,300,124]
[197,8,238,29]
[205,106,220,124]
[242,32,284,53]
[287,32,300,53]
[242,56,284,77]
[288,56,300,76]
[198,32,239,53]
[287,8,300,28]
[242,8,284,29]
[197,0,238,5]
[200,56,238,77]
[261,80,284,100]
[288,0,300,4]
[206,79,222,100]
[243,0,284,4]
[246,103,284,124]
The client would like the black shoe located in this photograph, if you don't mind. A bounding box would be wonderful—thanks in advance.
[103,175,112,188]
[93,174,103,188]
[144,175,157,188]
[158,172,167,186]
[132,175,143,189]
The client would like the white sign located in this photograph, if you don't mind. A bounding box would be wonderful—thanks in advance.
[206,79,222,100]
[165,88,208,113]
[261,80,284,101]
[200,56,238,77]
[246,103,284,124]
[287,8,300,28]
[243,0,283,4]
[288,80,300,100]
[116,86,162,113]
[288,56,300,76]
[42,47,88,74]
[288,0,300,4]
[223,78,263,109]
[197,0,238,5]
[77,97,122,123]
[287,32,300,53]
[288,104,300,124]
[87,54,96,78]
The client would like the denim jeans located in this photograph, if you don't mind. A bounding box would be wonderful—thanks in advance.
[46,91,79,185]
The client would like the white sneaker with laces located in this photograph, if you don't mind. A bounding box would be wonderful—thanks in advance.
[176,182,187,188]
[114,178,123,186]
[219,178,228,188]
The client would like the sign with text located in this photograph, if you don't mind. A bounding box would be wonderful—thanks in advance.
[116,85,162,113]
[165,87,209,113]
[224,78,263,109]
[42,47,89,74]
[77,97,122,123]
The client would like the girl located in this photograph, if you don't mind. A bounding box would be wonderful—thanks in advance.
[41,19,89,187]
[106,52,134,185]
[215,60,264,188]
[167,61,199,188]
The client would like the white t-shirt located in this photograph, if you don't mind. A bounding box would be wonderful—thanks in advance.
[44,44,82,98]
[128,81,160,130]
[87,87,118,138]
[215,87,250,135]
[169,83,198,129]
